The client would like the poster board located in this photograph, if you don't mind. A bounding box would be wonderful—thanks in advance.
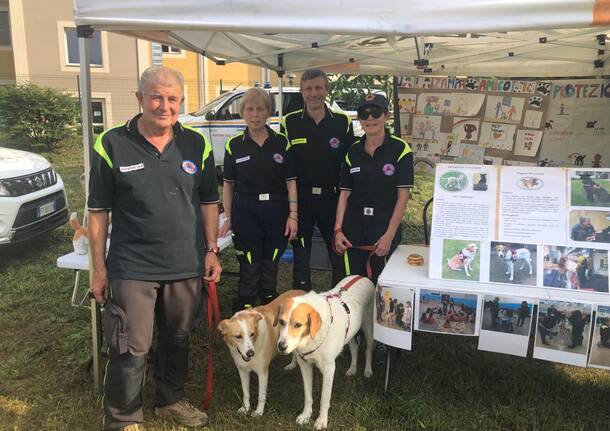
[429,164,610,295]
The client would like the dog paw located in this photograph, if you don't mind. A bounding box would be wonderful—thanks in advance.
[296,412,311,425]
[345,367,357,376]
[314,416,328,430]
[364,368,373,378]
[237,406,250,415]
[251,409,264,417]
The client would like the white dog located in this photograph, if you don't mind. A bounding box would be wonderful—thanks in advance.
[495,245,533,281]
[274,276,375,430]
[447,243,478,277]
[218,290,304,416]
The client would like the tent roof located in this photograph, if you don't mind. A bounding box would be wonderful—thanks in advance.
[74,0,610,77]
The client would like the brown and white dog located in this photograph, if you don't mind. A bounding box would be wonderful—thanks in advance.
[274,276,375,430]
[495,245,533,281]
[218,290,305,416]
[447,243,478,277]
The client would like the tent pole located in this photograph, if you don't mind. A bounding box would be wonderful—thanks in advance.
[78,25,102,395]
[277,54,284,119]
[392,76,400,137]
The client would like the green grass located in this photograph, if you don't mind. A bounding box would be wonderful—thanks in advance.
[2,140,610,430]
[571,178,610,207]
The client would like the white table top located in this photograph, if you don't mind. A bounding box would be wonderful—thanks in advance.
[379,245,610,304]
[57,214,232,271]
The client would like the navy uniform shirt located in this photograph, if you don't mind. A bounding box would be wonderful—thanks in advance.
[281,106,354,188]
[88,114,219,281]
[223,126,296,194]
[340,133,413,211]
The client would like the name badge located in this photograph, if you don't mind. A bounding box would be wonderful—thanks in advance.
[258,193,270,201]
[312,187,322,195]
[363,207,374,216]
[350,167,361,174]
[236,156,250,164]
[119,163,144,173]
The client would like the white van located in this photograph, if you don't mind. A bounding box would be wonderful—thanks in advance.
[179,87,361,170]
[0,147,69,244]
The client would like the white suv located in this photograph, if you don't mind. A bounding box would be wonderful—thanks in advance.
[0,147,69,244]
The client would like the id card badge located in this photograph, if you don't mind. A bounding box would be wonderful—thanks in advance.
[312,187,322,195]
[258,193,270,201]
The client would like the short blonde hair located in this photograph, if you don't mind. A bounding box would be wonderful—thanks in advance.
[240,87,272,116]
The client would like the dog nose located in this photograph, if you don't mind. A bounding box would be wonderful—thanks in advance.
[246,349,255,358]
[278,341,287,352]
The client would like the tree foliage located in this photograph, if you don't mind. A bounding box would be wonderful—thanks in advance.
[0,83,80,151]
[327,74,394,111]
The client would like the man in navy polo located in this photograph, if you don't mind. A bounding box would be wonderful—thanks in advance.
[88,65,221,430]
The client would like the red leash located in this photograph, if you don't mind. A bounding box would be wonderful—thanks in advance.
[332,230,376,280]
[201,280,220,411]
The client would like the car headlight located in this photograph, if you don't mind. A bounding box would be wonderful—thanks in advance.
[0,182,10,197]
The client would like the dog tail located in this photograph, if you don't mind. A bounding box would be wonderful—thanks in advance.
[69,212,81,231]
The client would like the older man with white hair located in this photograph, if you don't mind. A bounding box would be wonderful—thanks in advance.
[88,65,221,430]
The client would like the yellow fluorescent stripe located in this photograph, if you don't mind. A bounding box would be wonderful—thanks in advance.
[344,250,351,275]
[300,237,305,247]
[291,138,307,145]
[395,136,413,162]
[246,251,252,264]
[345,153,352,167]
[93,123,123,169]
[183,124,213,168]
[272,248,279,261]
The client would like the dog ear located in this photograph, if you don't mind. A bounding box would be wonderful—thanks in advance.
[253,312,263,322]
[217,320,229,336]
[273,305,282,327]
[307,309,322,339]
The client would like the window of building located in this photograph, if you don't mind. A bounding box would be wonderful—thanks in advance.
[161,44,181,54]
[64,27,103,66]
[0,11,10,47]
[91,100,106,134]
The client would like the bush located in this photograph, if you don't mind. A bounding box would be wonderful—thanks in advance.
[0,83,80,151]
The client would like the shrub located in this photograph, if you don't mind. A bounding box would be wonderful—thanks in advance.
[0,83,80,151]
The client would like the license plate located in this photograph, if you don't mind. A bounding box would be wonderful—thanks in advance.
[37,201,56,218]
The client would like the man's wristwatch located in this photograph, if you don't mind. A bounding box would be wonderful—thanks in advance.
[205,246,220,255]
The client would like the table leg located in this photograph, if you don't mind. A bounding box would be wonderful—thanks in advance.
[90,296,103,394]
[384,346,391,393]
[70,270,81,306]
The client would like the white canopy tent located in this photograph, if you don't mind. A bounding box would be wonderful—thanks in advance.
[72,0,610,393]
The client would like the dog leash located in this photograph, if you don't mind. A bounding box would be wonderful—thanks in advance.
[201,279,220,411]
[332,229,375,280]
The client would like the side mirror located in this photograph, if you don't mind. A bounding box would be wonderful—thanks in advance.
[205,111,216,121]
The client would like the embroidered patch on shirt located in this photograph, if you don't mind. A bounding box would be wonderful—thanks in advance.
[382,163,395,176]
[236,156,251,164]
[119,163,144,173]
[273,153,284,163]
[181,160,198,175]
[329,137,340,148]
[350,167,361,174]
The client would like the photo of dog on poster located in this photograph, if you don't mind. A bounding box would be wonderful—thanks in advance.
[442,239,480,281]
[589,305,610,370]
[489,242,537,285]
[570,170,610,207]
[542,245,609,293]
[416,289,479,336]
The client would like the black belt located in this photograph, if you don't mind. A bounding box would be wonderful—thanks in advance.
[298,185,338,196]
[235,192,288,201]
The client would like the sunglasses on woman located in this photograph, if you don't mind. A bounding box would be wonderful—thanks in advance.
[357,107,385,120]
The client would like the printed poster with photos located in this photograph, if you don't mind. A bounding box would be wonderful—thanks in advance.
[533,299,593,367]
[415,289,482,337]
[374,285,414,350]
[588,304,610,369]
[478,295,536,357]
[429,164,610,295]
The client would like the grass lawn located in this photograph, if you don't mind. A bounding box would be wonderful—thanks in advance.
[2,140,610,430]
[571,178,610,207]
[441,240,481,281]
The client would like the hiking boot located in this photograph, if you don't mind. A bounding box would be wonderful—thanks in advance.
[155,399,208,427]
[119,425,142,431]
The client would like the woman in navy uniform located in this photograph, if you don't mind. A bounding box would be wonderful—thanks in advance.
[334,94,413,283]
[220,88,298,312]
